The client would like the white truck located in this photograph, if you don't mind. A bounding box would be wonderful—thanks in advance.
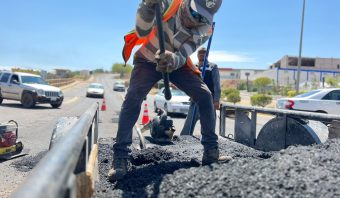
[0,71,64,108]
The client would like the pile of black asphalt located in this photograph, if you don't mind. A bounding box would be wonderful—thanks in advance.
[96,135,340,197]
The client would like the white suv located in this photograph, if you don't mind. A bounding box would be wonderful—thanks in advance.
[0,71,64,108]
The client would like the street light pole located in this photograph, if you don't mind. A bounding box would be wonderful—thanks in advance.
[296,0,306,94]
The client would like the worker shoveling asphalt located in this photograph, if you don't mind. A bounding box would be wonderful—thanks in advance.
[108,0,229,181]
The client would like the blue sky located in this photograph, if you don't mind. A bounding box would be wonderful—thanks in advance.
[0,0,339,71]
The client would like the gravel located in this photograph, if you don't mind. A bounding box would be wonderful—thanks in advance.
[11,151,48,172]
[96,136,340,198]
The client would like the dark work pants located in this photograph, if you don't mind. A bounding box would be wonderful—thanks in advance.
[113,61,218,158]
[180,102,216,136]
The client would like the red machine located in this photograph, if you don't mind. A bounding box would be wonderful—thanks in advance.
[0,120,25,160]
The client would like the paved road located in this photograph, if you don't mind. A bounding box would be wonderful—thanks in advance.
[0,74,108,197]
[0,74,270,197]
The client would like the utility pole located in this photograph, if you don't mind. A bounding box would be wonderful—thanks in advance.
[296,0,306,93]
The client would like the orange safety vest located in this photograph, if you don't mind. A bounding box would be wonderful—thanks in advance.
[122,0,200,74]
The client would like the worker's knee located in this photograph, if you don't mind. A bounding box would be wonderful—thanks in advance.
[124,86,146,104]
[191,87,212,103]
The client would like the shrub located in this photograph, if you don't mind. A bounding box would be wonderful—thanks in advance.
[237,80,247,90]
[250,94,272,107]
[254,77,272,93]
[287,90,297,97]
[227,91,241,104]
[326,77,338,87]
[281,85,293,96]
[222,88,239,98]
[287,90,307,98]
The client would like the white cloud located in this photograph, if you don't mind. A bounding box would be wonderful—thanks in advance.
[190,50,255,63]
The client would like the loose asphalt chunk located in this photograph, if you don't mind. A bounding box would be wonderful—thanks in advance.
[96,136,340,198]
[11,150,48,172]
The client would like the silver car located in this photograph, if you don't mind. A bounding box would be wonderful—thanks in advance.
[154,88,190,115]
[86,83,104,98]
[113,81,126,92]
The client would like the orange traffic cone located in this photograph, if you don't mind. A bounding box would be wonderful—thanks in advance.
[142,103,150,125]
[101,98,107,111]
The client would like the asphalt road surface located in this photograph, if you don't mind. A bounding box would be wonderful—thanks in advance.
[0,73,270,197]
[96,136,340,197]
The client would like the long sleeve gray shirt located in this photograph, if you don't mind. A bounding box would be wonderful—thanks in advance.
[134,0,211,68]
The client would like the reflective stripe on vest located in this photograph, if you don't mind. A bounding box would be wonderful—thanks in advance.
[122,0,200,75]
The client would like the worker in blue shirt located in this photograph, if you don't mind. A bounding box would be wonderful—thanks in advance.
[181,47,221,135]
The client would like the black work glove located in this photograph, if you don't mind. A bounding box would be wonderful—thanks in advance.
[155,50,177,73]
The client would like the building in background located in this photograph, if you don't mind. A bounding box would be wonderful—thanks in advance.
[54,69,71,78]
[219,68,239,79]
[80,70,90,77]
[219,68,265,80]
[252,55,340,87]
[40,70,48,80]
[270,55,340,71]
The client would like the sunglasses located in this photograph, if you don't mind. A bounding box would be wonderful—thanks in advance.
[190,7,209,24]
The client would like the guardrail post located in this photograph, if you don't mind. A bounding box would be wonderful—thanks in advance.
[219,105,226,137]
[250,110,257,146]
[94,105,99,144]
[75,137,88,174]
[234,108,253,147]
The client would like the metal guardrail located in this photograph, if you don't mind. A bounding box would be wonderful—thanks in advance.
[12,103,99,198]
[46,78,76,87]
[219,103,340,148]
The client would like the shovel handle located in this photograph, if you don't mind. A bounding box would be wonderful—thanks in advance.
[155,3,171,100]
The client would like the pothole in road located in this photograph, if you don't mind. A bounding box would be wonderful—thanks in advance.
[11,150,48,172]
[130,147,174,166]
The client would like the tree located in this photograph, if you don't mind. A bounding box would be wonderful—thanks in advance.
[250,94,272,107]
[111,63,133,78]
[254,77,272,93]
